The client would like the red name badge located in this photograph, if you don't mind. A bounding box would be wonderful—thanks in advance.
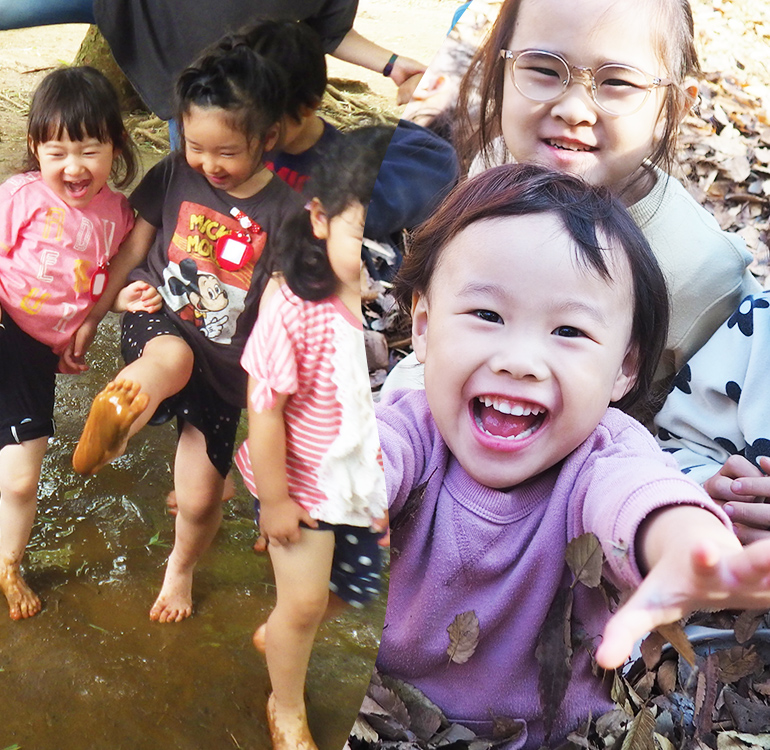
[215,232,254,271]
[90,266,109,300]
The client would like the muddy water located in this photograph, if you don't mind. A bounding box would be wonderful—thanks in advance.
[0,316,385,750]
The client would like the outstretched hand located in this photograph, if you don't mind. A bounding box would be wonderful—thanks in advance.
[704,455,770,543]
[595,534,770,669]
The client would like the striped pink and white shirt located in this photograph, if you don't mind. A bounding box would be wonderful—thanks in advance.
[235,285,385,527]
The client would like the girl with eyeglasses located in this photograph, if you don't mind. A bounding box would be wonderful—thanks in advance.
[387,0,759,416]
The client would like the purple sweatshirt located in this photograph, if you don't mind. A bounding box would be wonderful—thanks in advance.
[376,389,723,749]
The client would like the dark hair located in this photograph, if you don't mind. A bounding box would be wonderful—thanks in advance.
[455,0,700,188]
[244,20,327,122]
[24,66,138,188]
[279,125,395,301]
[396,163,670,412]
[175,35,287,145]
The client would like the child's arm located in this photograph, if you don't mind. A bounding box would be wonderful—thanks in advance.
[247,381,318,547]
[60,217,157,371]
[595,505,770,669]
[331,28,426,104]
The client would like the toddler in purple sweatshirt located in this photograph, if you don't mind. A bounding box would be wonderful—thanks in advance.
[374,164,770,749]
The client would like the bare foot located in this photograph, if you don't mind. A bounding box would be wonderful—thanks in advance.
[166,472,236,516]
[149,564,193,623]
[253,622,267,653]
[0,561,41,620]
[266,693,318,750]
[73,380,149,475]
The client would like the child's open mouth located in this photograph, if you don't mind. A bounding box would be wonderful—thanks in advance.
[65,180,90,198]
[473,396,546,440]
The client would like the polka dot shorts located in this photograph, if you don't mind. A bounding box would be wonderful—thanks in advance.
[254,501,384,607]
[323,522,384,608]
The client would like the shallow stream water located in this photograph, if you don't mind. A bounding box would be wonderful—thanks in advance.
[0,316,385,749]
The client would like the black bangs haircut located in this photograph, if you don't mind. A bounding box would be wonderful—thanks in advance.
[397,163,670,414]
[175,35,287,144]
[244,20,327,122]
[278,125,395,301]
[25,66,138,188]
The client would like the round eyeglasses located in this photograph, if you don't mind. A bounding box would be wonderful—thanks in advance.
[500,49,673,116]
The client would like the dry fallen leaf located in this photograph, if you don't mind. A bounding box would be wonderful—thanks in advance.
[717,645,764,684]
[446,610,480,665]
[656,622,696,667]
[619,705,656,750]
[640,631,667,670]
[565,532,604,589]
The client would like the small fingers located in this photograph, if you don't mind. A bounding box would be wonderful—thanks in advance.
[725,538,770,586]
[596,603,673,670]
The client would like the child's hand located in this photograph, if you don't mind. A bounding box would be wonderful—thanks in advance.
[372,510,390,547]
[259,497,318,547]
[115,280,162,313]
[58,342,89,374]
[596,521,770,670]
[58,317,100,373]
[703,455,770,543]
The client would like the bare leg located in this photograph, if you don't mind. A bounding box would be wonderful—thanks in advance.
[73,335,194,475]
[253,592,348,653]
[0,437,48,619]
[264,528,335,750]
[150,422,224,622]
[166,471,235,516]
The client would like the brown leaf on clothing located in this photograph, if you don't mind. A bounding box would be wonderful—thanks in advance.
[565,532,604,589]
[536,582,574,740]
[446,610,480,665]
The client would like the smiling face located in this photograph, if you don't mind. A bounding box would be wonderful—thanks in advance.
[501,0,668,201]
[412,213,637,489]
[182,104,278,199]
[34,131,116,209]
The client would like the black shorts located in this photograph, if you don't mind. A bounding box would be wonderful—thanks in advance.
[0,313,57,449]
[121,311,240,477]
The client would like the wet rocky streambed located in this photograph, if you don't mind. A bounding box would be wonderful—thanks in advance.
[0,316,385,750]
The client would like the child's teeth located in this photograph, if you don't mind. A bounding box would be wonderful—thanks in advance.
[497,400,512,415]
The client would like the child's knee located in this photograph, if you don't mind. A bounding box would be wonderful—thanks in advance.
[280,590,329,630]
[174,491,222,524]
[0,467,40,502]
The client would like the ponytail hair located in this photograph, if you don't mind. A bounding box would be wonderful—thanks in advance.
[278,125,395,301]
[175,34,287,143]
